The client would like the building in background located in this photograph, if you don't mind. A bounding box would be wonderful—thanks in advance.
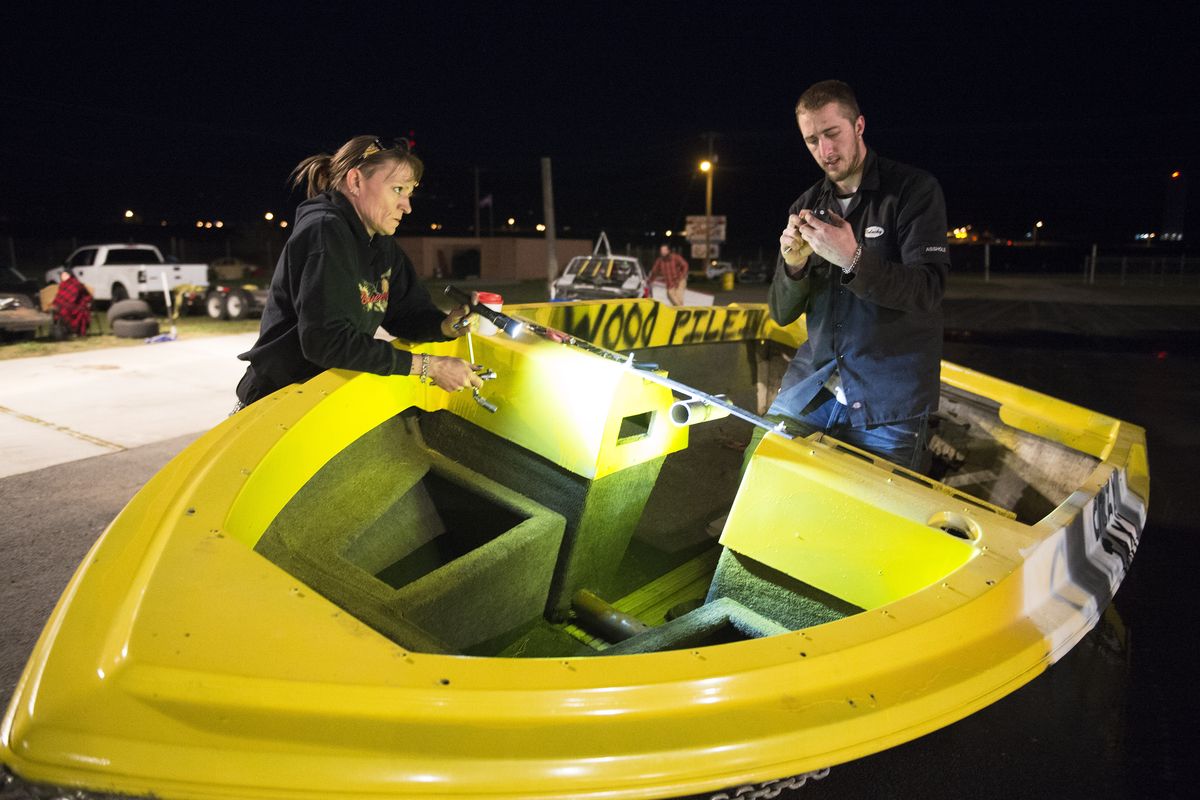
[396,237,593,281]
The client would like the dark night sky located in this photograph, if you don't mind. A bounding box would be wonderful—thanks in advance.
[3,1,1198,250]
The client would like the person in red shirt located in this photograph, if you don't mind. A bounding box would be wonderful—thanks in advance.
[51,269,92,338]
[648,244,689,305]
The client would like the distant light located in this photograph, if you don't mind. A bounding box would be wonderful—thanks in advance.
[699,160,712,173]
[506,217,516,226]
[215,220,224,229]
[1035,220,1044,228]
[279,220,288,228]
[535,223,546,232]
[430,222,444,231]
[1171,171,1181,179]
[264,211,275,221]
[159,220,167,226]
[665,229,673,237]
[205,222,213,229]
[124,209,134,219]
[195,220,204,228]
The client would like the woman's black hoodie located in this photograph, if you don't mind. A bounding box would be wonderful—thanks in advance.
[235,190,448,405]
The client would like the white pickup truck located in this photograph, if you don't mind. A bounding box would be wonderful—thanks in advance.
[45,243,208,304]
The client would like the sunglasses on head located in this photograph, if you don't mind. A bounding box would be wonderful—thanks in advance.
[360,136,412,163]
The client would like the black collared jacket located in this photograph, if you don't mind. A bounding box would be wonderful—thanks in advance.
[236,190,449,405]
[768,149,949,426]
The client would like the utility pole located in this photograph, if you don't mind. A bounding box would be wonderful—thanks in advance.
[701,132,718,265]
[541,157,558,288]
[473,167,481,238]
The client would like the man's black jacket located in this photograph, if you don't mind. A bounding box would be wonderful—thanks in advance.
[768,149,950,426]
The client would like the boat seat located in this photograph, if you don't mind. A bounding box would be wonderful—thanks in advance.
[419,410,665,619]
[256,415,566,653]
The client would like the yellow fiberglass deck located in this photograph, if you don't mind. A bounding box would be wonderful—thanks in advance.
[1,299,1148,799]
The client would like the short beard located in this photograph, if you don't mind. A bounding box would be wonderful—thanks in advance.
[825,144,864,184]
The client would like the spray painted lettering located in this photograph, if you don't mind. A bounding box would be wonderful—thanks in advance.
[555,303,767,351]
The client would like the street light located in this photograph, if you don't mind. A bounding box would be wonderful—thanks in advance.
[1033,219,1044,244]
[699,159,715,262]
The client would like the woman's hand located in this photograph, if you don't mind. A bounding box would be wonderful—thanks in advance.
[441,291,478,338]
[414,354,484,392]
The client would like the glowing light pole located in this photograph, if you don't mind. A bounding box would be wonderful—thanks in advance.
[700,159,713,262]
[265,212,277,268]
[1033,219,1044,245]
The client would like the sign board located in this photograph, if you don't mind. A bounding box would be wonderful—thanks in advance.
[685,215,727,243]
[690,243,720,259]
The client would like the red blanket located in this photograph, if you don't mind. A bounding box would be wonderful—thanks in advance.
[52,276,92,336]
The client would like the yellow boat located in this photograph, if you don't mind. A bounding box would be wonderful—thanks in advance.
[0,298,1148,799]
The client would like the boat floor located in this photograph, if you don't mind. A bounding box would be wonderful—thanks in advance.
[468,416,751,658]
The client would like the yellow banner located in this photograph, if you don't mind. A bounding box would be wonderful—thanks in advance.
[509,300,774,351]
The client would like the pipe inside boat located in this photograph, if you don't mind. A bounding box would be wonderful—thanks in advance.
[571,589,651,642]
[670,395,732,427]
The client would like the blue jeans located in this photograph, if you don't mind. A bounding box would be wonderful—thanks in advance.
[743,391,930,476]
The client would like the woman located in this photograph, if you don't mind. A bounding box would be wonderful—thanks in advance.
[234,135,482,409]
[51,269,92,339]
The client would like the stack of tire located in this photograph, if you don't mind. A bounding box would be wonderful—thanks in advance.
[108,299,160,339]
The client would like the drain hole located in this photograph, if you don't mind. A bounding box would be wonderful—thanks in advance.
[926,511,980,542]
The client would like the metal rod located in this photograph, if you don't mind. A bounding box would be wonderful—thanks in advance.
[571,589,650,643]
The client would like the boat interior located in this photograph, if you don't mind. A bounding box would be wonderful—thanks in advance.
[254,338,1101,659]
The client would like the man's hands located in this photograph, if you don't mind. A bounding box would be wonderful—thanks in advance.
[781,210,859,270]
[780,215,815,268]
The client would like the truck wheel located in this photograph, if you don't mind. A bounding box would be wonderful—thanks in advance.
[224,288,254,320]
[111,283,129,302]
[206,291,229,320]
[111,318,160,339]
[108,299,154,323]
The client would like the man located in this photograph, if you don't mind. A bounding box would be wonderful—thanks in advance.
[649,243,689,306]
[750,80,949,473]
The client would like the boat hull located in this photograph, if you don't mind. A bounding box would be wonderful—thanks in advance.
[1,299,1148,799]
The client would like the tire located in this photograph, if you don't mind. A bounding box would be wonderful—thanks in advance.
[111,318,160,339]
[108,298,154,323]
[110,283,129,302]
[224,288,254,320]
[206,291,229,320]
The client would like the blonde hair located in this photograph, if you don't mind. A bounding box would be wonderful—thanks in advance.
[289,135,425,199]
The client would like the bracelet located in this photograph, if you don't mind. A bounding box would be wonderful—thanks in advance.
[419,353,430,384]
[844,243,864,274]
